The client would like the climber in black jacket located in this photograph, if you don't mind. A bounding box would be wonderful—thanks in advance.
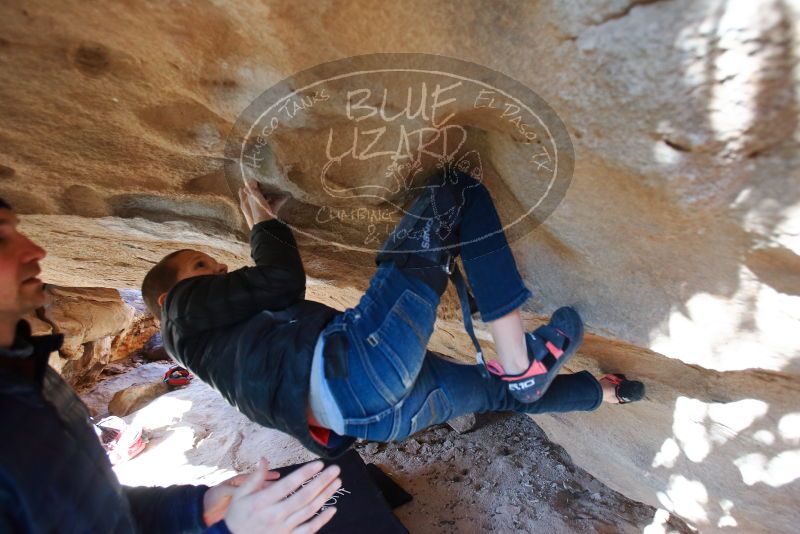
[0,198,342,533]
[144,174,645,460]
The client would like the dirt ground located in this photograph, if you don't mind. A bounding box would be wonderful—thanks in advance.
[82,360,690,533]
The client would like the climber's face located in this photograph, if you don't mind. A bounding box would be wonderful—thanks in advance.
[171,250,228,284]
[0,208,47,318]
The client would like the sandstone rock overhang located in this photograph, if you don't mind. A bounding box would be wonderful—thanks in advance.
[1,1,798,531]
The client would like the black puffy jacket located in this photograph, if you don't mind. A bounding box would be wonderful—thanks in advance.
[161,219,354,458]
[0,320,219,533]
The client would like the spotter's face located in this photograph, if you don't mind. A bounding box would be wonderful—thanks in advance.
[0,209,47,317]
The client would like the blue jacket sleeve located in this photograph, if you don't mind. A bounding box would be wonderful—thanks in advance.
[124,483,209,533]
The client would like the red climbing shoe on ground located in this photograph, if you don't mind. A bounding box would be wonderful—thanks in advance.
[486,306,584,403]
[163,365,192,388]
[602,373,645,404]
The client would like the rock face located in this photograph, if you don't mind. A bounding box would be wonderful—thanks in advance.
[39,286,141,387]
[43,287,133,359]
[113,290,161,362]
[1,0,798,531]
[32,286,161,385]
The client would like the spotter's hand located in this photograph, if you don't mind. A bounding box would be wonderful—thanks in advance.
[222,459,341,534]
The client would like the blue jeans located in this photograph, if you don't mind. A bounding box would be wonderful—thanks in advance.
[317,265,602,441]
[317,179,602,442]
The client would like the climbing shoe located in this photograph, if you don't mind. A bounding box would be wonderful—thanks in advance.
[602,373,645,404]
[485,306,584,403]
[163,365,192,388]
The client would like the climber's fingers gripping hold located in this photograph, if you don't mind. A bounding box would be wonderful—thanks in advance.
[239,179,290,229]
[244,178,290,218]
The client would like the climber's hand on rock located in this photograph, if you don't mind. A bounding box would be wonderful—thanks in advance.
[223,458,341,534]
[239,178,290,229]
[202,456,282,526]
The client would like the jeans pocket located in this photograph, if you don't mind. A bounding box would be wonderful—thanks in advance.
[365,289,435,404]
[342,404,396,441]
[323,330,350,379]
[409,388,452,437]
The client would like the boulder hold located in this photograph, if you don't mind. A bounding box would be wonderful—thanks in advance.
[109,381,171,417]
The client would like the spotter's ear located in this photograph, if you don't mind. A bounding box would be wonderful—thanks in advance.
[157,292,168,308]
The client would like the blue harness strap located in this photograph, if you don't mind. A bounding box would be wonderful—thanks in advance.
[449,263,489,378]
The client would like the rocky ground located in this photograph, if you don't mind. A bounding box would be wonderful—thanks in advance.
[83,360,689,533]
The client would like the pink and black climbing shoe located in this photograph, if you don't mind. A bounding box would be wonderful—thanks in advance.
[485,306,584,403]
[602,373,645,404]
